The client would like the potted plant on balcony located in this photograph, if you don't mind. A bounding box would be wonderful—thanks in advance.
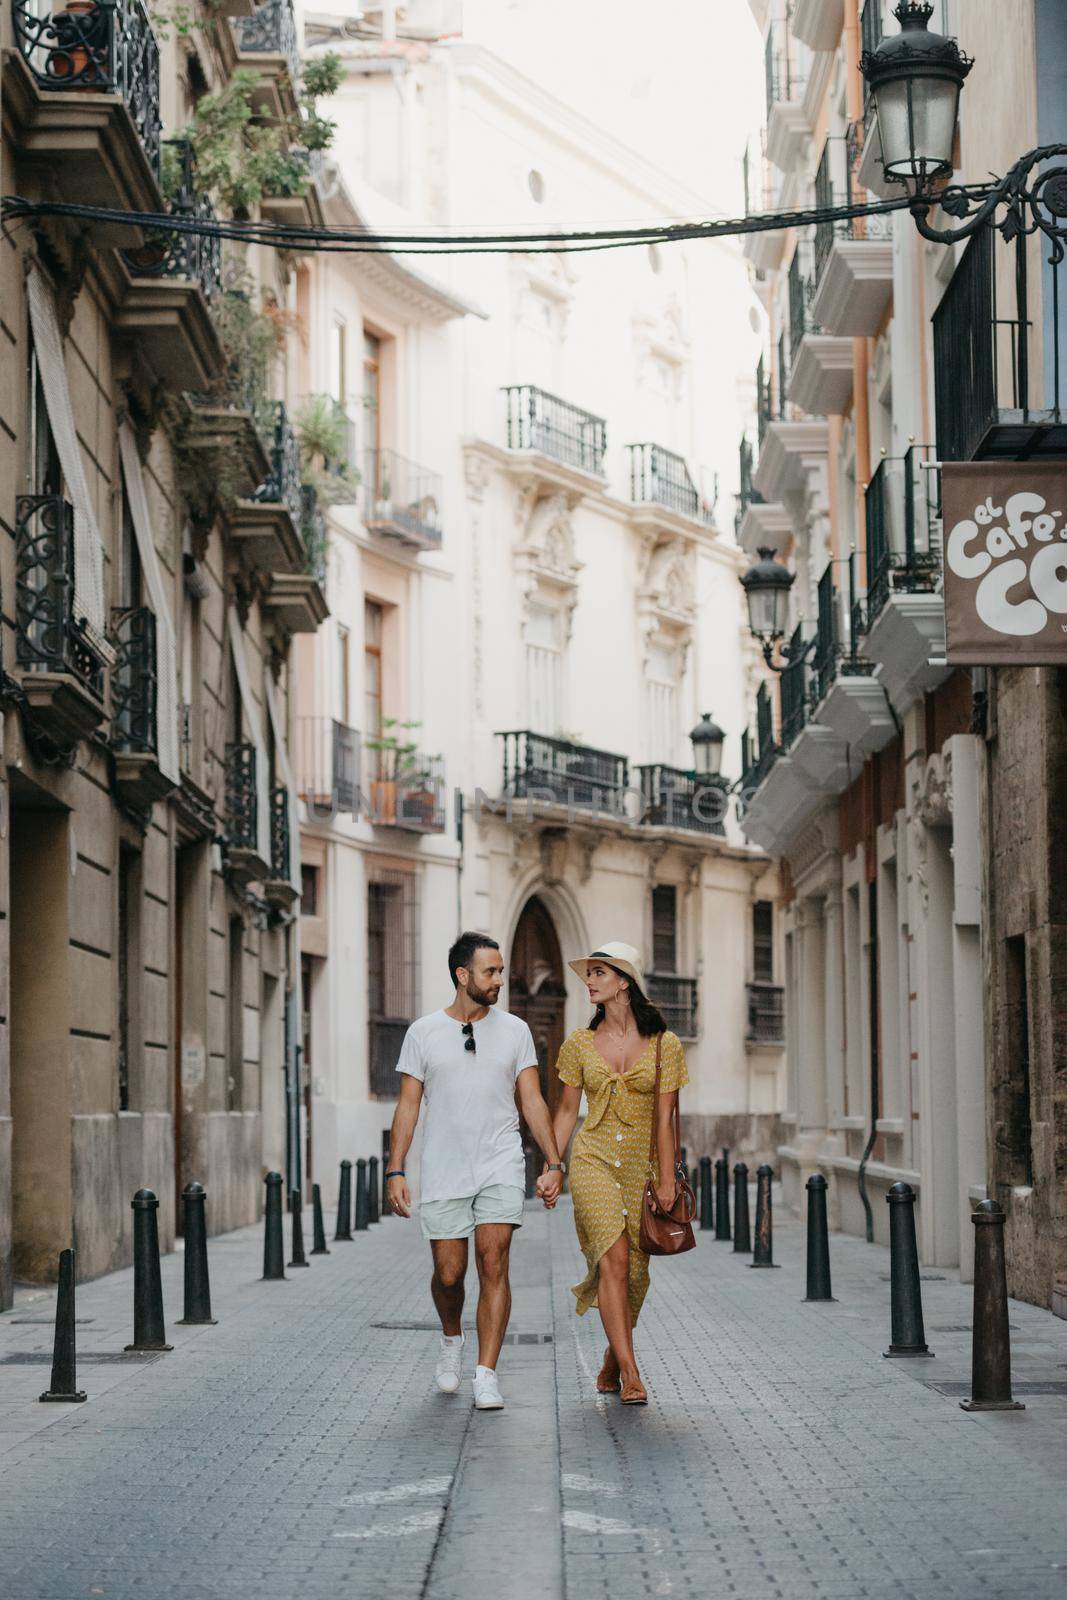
[46,0,107,84]
[294,394,359,505]
[364,718,421,825]
[397,752,441,829]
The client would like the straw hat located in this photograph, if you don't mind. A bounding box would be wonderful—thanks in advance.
[568,941,644,991]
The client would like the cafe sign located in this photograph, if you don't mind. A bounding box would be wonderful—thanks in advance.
[942,462,1067,664]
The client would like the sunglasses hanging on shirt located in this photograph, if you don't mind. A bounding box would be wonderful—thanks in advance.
[461,1022,476,1054]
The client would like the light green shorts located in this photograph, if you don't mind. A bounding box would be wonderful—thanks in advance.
[419,1184,525,1240]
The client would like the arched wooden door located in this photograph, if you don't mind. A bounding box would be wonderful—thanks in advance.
[509,897,567,1186]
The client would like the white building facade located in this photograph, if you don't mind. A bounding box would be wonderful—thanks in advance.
[295,10,783,1202]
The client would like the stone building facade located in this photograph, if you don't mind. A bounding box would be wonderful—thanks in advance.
[740,0,1066,1308]
[0,0,329,1304]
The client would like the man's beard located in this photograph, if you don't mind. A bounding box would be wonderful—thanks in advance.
[467,981,500,1007]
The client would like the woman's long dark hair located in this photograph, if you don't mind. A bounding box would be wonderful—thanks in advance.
[588,963,667,1037]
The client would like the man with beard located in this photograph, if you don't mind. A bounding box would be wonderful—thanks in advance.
[385,932,564,1410]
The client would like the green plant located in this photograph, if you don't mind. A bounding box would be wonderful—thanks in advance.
[176,54,342,213]
[364,718,423,782]
[294,395,360,503]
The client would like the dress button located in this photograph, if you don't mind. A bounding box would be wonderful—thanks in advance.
[616,1181,622,1189]
[621,1209,628,1217]
[615,1133,623,1142]
[614,1160,621,1168]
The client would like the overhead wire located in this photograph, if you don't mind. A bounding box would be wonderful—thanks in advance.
[0,187,936,256]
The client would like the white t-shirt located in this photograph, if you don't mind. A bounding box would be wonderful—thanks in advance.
[396,1008,537,1202]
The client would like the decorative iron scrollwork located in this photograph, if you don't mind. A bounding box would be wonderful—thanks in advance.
[224,741,258,851]
[15,494,107,697]
[12,0,162,176]
[110,606,158,753]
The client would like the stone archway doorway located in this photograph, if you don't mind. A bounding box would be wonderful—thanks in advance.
[509,896,567,1188]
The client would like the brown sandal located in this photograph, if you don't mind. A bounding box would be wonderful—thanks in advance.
[620,1375,648,1405]
[596,1348,621,1394]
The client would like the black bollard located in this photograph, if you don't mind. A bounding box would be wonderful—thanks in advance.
[960,1200,1024,1412]
[381,1156,390,1219]
[884,1182,932,1357]
[334,1160,353,1242]
[714,1157,731,1241]
[125,1189,173,1351]
[288,1188,310,1267]
[699,1155,714,1231]
[732,1163,751,1254]
[39,1248,86,1403]
[354,1158,369,1230]
[804,1173,835,1302]
[311,1183,330,1255]
[177,1182,216,1325]
[262,1171,287,1281]
[680,1144,688,1176]
[750,1164,780,1267]
[368,1156,380,1224]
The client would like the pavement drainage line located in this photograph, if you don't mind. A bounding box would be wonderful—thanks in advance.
[416,1392,478,1600]
[1,1352,166,1365]
[925,1380,1067,1397]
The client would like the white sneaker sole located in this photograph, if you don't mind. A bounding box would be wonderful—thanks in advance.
[473,1392,504,1410]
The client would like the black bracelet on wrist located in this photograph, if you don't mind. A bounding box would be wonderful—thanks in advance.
[385,1169,405,1179]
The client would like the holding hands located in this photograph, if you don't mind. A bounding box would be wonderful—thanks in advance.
[536,1166,563,1209]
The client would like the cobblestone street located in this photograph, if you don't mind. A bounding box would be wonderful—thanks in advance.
[2,1196,1066,1600]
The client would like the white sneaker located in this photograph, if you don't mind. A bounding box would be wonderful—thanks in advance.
[435,1334,465,1394]
[472,1366,504,1410]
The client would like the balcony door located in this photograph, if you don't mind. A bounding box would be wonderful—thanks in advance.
[509,897,567,1188]
[525,603,563,737]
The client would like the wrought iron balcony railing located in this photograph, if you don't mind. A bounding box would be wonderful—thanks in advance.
[110,606,157,753]
[369,1019,409,1097]
[747,982,784,1045]
[14,494,108,697]
[637,765,727,836]
[503,385,607,476]
[742,682,779,795]
[234,0,299,87]
[646,973,698,1040]
[300,485,328,585]
[765,22,804,115]
[396,755,446,832]
[626,443,711,524]
[296,716,360,816]
[862,445,942,631]
[787,246,819,385]
[735,435,764,535]
[756,354,779,447]
[12,0,162,177]
[363,449,443,548]
[779,625,809,748]
[499,731,629,812]
[810,559,872,706]
[860,0,883,132]
[813,137,894,289]
[254,401,303,527]
[269,783,290,881]
[224,741,259,852]
[131,139,222,299]
[932,225,1065,464]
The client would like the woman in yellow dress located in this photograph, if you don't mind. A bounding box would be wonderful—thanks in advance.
[541,941,689,1405]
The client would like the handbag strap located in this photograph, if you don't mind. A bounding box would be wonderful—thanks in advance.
[646,1034,682,1172]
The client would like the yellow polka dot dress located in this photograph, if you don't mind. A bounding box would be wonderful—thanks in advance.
[556,1029,689,1325]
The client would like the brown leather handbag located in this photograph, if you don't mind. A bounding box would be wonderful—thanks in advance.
[639,1034,697,1256]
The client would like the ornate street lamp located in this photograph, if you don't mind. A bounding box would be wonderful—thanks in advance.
[861,1,1067,246]
[689,712,724,779]
[861,1,971,195]
[740,547,795,668]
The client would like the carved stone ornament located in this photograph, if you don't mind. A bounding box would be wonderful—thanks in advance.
[540,828,568,886]
[516,487,584,643]
[914,751,953,830]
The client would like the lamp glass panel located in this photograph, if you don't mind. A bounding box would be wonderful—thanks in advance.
[747,584,785,639]
[877,75,957,179]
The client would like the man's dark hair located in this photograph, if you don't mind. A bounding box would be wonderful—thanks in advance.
[448,931,501,988]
